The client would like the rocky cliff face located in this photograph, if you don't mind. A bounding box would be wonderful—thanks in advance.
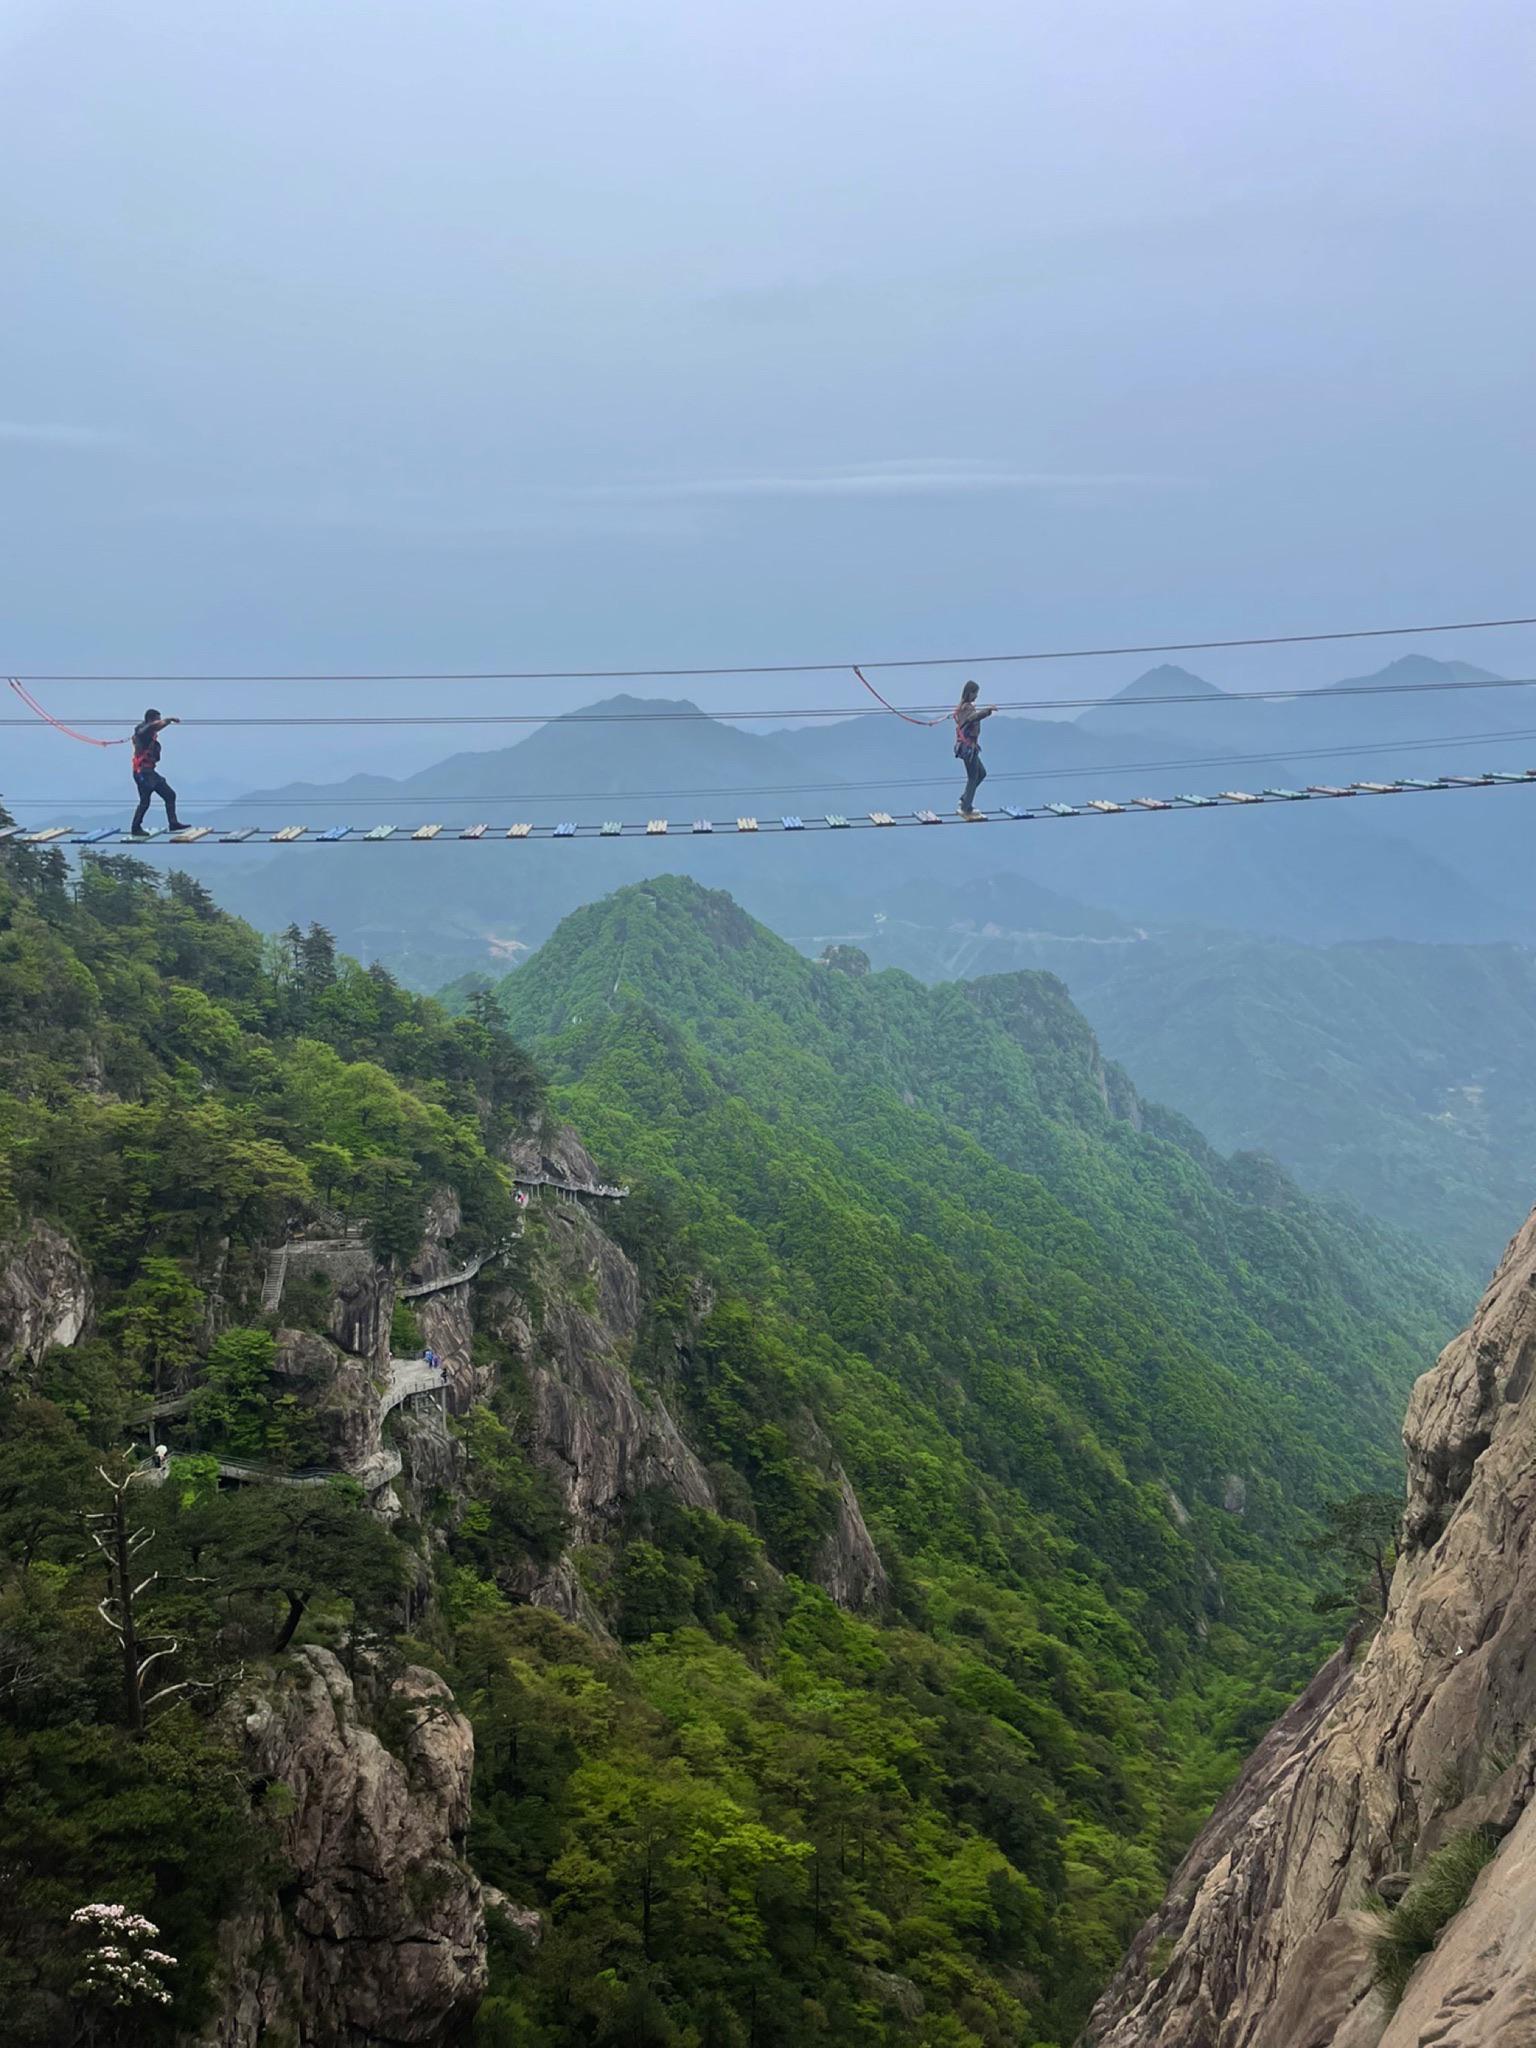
[492,1134,888,1618]
[0,1219,92,1372]
[515,1200,715,1622]
[802,1415,889,1609]
[1084,1207,1536,2048]
[271,1326,381,1471]
[504,1126,607,1193]
[251,1127,886,1634]
[813,1468,890,1610]
[203,1648,486,2048]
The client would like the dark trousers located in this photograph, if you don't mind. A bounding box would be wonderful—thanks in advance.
[960,750,987,812]
[132,769,181,832]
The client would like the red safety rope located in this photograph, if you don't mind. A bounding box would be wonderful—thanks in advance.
[8,677,130,747]
[850,665,947,728]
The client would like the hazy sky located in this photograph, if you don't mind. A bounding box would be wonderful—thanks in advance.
[2,0,1533,799]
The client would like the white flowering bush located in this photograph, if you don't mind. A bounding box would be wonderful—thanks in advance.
[69,1904,176,2012]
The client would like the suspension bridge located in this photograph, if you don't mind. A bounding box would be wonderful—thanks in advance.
[4,768,1534,850]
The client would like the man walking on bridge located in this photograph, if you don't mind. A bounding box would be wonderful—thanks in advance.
[130,709,186,836]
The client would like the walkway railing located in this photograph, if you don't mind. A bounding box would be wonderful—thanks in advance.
[379,1358,448,1417]
[209,1457,336,1489]
[132,1391,193,1422]
[515,1173,629,1201]
[399,1241,512,1300]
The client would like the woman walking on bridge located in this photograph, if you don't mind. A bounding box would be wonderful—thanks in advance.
[952,680,995,818]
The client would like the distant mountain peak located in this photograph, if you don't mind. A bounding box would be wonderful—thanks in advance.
[552,691,707,722]
[1110,663,1226,701]
[1322,652,1499,691]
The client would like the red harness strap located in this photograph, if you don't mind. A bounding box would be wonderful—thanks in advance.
[8,677,131,749]
[851,665,945,728]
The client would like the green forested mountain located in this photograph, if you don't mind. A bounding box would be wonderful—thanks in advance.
[495,877,1461,1510]
[1044,932,1536,1275]
[0,845,1469,2048]
[487,880,1468,2017]
[769,896,1536,1274]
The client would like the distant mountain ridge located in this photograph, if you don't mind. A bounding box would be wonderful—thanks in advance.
[187,653,1536,986]
[1077,652,1503,746]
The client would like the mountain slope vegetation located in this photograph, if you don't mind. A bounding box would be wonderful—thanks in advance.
[0,840,537,2043]
[1051,931,1536,1274]
[488,880,1466,2010]
[495,875,1460,1506]
[0,844,1468,2047]
[775,899,1536,1274]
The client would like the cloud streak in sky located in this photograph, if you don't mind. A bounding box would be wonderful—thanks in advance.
[0,420,122,450]
[135,460,1193,540]
[567,460,1193,501]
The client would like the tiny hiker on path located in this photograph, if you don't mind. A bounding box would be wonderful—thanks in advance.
[953,681,995,817]
[130,708,184,836]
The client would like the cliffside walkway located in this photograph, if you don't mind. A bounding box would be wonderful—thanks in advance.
[134,1390,193,1421]
[259,1233,514,1308]
[399,1242,510,1299]
[136,1356,449,1493]
[515,1173,629,1202]
[211,1357,447,1490]
[379,1357,449,1416]
[209,1441,410,1491]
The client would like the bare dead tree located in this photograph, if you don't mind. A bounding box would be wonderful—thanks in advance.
[85,1467,197,1738]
